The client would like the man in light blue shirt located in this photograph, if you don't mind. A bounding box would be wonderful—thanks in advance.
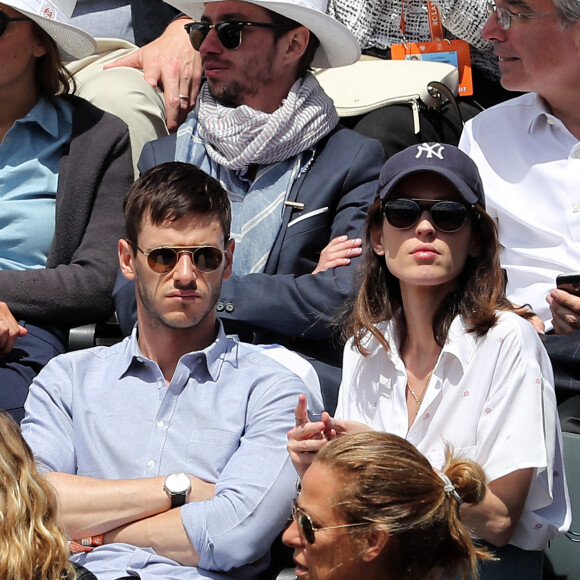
[21,162,322,580]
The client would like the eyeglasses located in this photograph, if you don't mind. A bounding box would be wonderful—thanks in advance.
[184,20,294,51]
[291,500,368,544]
[485,1,559,30]
[383,198,474,233]
[134,244,227,274]
[0,11,29,37]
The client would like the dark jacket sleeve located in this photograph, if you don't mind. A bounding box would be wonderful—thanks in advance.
[0,97,133,327]
[217,130,384,341]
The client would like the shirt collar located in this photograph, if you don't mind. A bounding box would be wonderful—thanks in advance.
[527,93,561,134]
[15,96,61,139]
[365,316,475,375]
[121,320,231,383]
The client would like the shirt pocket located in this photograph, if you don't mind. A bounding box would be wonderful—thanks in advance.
[187,429,241,480]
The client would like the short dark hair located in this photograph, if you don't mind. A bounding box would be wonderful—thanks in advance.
[124,162,231,245]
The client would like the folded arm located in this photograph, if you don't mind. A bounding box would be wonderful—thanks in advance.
[46,472,214,540]
[460,468,534,546]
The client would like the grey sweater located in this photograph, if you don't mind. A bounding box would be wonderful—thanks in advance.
[1,96,133,328]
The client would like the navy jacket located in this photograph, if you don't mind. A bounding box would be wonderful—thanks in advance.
[114,126,384,409]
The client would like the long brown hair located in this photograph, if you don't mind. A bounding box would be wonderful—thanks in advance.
[33,24,76,97]
[316,432,491,580]
[0,411,74,580]
[343,196,530,355]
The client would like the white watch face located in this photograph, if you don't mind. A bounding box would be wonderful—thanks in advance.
[165,472,191,494]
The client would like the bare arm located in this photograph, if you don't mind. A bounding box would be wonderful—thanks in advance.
[104,508,200,566]
[46,472,214,539]
[460,468,534,546]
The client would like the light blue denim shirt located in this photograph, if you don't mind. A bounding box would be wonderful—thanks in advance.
[0,96,73,270]
[22,323,323,580]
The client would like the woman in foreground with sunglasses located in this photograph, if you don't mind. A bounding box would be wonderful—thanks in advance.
[284,431,490,580]
[288,143,569,579]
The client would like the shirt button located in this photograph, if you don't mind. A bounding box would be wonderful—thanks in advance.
[147,460,155,469]
[216,301,224,312]
[547,117,555,125]
[157,380,164,389]
[156,420,165,429]
[225,302,235,313]
[573,204,580,213]
[575,150,580,159]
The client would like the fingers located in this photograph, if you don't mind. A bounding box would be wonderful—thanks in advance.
[312,236,363,274]
[294,394,309,427]
[0,302,27,356]
[548,290,580,334]
[287,422,329,479]
[104,50,142,71]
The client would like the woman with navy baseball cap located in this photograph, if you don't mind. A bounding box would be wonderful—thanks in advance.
[289,143,570,579]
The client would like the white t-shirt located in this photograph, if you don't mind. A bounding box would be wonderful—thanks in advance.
[459,93,580,328]
[336,312,570,550]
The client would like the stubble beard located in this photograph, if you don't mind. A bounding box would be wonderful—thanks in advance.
[136,274,223,333]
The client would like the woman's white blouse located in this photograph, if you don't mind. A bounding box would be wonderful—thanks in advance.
[337,312,571,550]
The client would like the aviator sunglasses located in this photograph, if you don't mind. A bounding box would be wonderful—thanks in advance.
[291,500,367,544]
[133,244,227,274]
[185,20,294,51]
[0,11,29,36]
[383,198,474,233]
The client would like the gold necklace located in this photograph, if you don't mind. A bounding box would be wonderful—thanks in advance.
[407,369,434,410]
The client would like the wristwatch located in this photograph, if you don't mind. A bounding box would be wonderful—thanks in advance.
[163,472,191,508]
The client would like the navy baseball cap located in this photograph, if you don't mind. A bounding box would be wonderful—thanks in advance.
[377,143,486,208]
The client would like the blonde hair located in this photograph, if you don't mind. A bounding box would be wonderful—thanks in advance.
[315,432,492,580]
[0,412,74,580]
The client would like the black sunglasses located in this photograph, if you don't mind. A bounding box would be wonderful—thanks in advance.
[291,500,367,544]
[185,20,294,51]
[0,11,29,37]
[133,244,226,274]
[383,198,474,233]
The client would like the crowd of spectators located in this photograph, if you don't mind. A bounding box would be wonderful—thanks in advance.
[0,0,578,578]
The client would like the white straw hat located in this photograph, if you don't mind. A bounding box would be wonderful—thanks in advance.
[3,0,96,59]
[164,0,361,68]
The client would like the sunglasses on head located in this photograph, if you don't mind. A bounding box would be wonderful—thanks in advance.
[0,11,29,37]
[133,244,227,274]
[383,198,474,233]
[184,20,294,51]
[291,499,367,544]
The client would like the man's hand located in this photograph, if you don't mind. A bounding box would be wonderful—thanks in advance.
[104,17,202,131]
[547,289,580,334]
[0,301,27,356]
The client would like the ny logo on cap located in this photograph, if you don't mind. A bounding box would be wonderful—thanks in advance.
[415,143,445,160]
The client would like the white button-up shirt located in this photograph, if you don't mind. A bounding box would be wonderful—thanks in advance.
[459,92,580,328]
[336,313,570,550]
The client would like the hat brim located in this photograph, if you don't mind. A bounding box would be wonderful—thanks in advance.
[165,0,360,68]
[17,8,96,59]
[379,167,482,207]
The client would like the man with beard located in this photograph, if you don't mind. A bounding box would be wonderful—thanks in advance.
[21,162,322,580]
[113,0,386,414]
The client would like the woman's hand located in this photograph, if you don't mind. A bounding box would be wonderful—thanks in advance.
[287,395,374,478]
[287,395,334,479]
[312,236,362,274]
